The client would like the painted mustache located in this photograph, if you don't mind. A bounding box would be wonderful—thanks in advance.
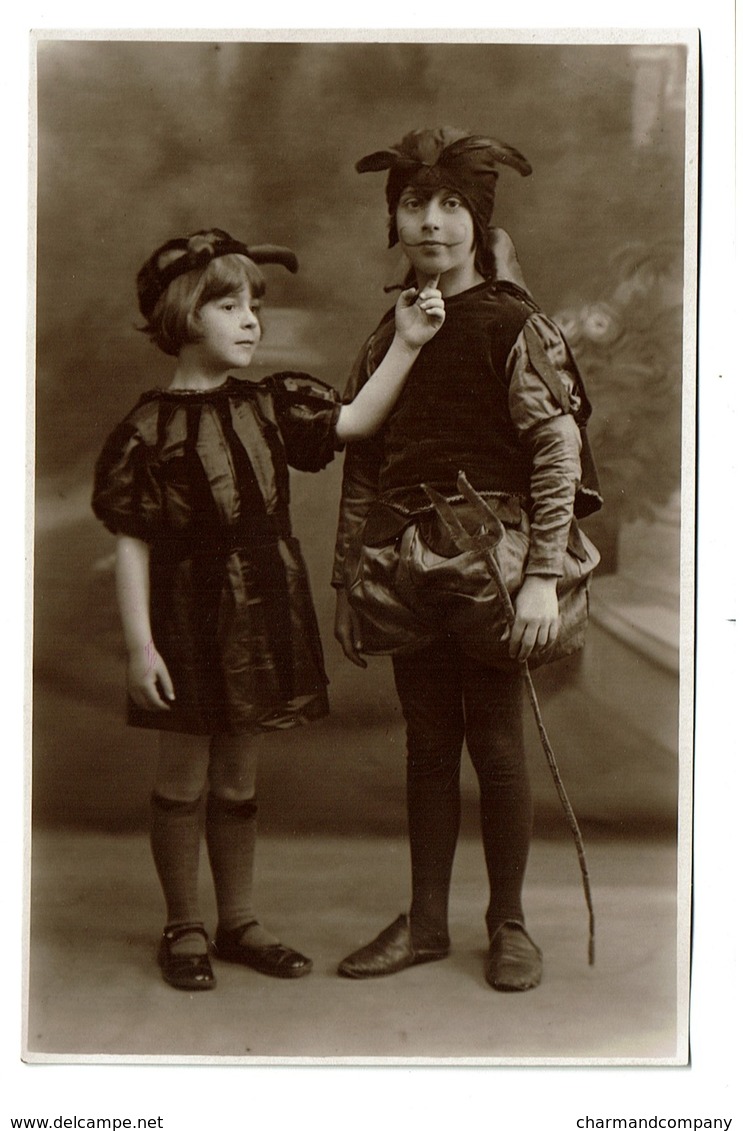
[399,236,467,247]
[398,224,469,247]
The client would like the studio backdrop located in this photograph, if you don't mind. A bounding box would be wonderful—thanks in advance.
[33,38,690,838]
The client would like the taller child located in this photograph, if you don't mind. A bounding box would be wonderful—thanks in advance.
[333,128,601,991]
[92,227,444,991]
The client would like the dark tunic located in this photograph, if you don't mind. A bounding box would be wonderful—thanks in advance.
[92,373,341,736]
[333,280,602,587]
[331,279,603,667]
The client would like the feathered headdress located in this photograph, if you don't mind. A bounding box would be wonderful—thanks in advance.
[356,127,532,248]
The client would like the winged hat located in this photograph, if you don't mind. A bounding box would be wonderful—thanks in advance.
[356,127,532,248]
[137,228,298,319]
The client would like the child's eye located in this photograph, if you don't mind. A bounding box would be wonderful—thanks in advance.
[443,198,461,210]
[250,302,262,314]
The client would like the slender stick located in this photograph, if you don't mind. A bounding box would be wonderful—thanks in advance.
[484,544,596,965]
[522,666,596,964]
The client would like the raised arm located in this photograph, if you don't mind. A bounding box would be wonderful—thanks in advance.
[335,278,444,442]
[115,533,174,711]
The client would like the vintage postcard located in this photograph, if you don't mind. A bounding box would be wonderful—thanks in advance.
[14,10,736,1128]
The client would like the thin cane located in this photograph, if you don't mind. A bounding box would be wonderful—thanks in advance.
[422,475,596,965]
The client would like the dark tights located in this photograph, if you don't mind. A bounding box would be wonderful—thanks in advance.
[392,640,532,948]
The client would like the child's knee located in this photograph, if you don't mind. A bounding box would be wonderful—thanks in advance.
[154,732,210,800]
[207,735,258,798]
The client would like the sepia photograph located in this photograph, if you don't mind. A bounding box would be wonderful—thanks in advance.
[26,28,698,1072]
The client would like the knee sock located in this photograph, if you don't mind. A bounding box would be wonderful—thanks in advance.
[149,792,204,941]
[406,767,460,952]
[205,794,278,947]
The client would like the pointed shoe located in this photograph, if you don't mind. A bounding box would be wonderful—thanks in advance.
[485,920,542,992]
[338,914,449,979]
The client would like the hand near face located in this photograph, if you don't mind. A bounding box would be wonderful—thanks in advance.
[394,276,445,349]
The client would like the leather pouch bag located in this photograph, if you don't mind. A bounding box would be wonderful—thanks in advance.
[345,499,600,669]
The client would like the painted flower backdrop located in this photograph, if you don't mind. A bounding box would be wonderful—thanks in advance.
[555,240,684,543]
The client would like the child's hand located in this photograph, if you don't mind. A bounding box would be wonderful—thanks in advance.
[127,640,176,710]
[394,276,445,349]
[502,576,560,662]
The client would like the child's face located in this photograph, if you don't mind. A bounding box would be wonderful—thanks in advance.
[192,283,262,373]
[396,187,477,279]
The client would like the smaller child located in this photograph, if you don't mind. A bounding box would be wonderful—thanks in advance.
[92,227,443,990]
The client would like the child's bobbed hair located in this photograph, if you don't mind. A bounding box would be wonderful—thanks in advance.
[136,228,299,357]
[143,253,265,357]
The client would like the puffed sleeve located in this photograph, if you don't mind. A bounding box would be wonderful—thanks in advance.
[268,372,344,473]
[91,416,162,541]
[507,313,584,577]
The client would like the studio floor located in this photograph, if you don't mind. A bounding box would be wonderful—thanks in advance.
[25,829,683,1065]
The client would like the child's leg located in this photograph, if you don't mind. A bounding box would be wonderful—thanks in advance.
[392,641,465,952]
[463,661,541,991]
[205,736,271,941]
[336,641,461,978]
[151,733,211,961]
[207,735,312,976]
[462,659,532,938]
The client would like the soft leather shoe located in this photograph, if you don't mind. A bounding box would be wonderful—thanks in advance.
[213,924,313,978]
[338,914,449,978]
[485,921,542,992]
